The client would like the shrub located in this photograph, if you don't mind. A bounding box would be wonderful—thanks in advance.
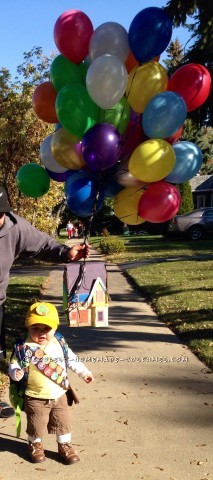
[99,236,125,255]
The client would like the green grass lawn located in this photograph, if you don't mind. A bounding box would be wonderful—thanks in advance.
[91,234,213,369]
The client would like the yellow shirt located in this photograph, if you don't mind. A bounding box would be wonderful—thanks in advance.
[25,336,67,400]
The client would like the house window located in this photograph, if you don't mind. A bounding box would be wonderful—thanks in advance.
[97,311,104,321]
[197,195,205,208]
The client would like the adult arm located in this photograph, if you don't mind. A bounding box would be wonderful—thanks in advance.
[14,215,90,263]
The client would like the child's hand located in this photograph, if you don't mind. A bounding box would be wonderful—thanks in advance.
[15,369,24,381]
[83,374,94,383]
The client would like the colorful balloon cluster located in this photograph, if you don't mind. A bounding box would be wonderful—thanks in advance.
[16,7,212,224]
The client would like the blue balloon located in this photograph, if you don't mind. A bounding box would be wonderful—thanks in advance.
[166,141,203,183]
[142,92,187,139]
[128,7,172,63]
[103,179,124,198]
[65,170,102,217]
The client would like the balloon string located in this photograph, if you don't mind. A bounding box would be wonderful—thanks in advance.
[113,185,145,208]
[83,184,101,245]
[125,64,140,101]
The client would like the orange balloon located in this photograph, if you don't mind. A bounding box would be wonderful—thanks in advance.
[32,81,58,123]
[125,50,139,73]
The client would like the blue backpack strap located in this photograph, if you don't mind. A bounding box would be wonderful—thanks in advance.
[54,332,69,365]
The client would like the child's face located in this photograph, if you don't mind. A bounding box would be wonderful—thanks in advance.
[28,323,56,345]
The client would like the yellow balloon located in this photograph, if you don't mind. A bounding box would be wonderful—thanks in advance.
[113,186,145,225]
[126,61,168,113]
[129,139,176,183]
[51,128,85,170]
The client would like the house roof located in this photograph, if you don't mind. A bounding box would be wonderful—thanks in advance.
[189,175,213,191]
[86,277,107,304]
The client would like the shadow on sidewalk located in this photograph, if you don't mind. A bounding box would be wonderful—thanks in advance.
[0,433,60,462]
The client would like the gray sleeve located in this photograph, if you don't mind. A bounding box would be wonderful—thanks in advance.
[15,216,70,263]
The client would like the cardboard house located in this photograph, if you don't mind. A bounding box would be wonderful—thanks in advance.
[63,261,109,327]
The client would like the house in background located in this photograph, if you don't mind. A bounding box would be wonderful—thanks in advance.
[189,175,213,208]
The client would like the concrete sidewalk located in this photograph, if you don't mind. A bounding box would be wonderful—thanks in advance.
[0,241,212,480]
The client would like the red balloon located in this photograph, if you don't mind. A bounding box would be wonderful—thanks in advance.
[125,51,139,73]
[165,126,183,145]
[120,119,148,158]
[54,10,94,64]
[138,180,181,223]
[168,63,212,112]
[32,82,58,123]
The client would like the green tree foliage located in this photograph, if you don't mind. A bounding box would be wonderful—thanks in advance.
[196,127,213,175]
[164,0,213,126]
[89,198,123,236]
[0,48,63,234]
[181,120,213,173]
[164,38,184,76]
[176,182,194,214]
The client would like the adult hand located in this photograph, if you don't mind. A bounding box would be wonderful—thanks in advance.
[67,243,90,262]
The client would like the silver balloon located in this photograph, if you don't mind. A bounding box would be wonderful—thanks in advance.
[115,158,148,187]
[86,54,128,109]
[89,22,129,63]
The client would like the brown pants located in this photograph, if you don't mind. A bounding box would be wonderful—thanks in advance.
[24,393,72,438]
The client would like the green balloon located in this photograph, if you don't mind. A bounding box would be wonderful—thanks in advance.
[16,163,50,198]
[99,97,131,134]
[56,84,100,138]
[50,55,87,92]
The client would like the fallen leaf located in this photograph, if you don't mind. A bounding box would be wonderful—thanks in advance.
[123,420,128,425]
[35,468,46,471]
[197,461,203,465]
[134,453,139,458]
[101,453,107,457]
[155,466,164,471]
[196,444,207,447]
[116,439,126,442]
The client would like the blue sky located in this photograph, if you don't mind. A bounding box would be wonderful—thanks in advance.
[0,0,192,79]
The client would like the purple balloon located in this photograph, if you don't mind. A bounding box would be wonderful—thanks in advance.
[130,108,142,125]
[46,168,72,182]
[82,123,121,172]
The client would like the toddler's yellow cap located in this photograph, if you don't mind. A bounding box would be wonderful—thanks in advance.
[25,302,59,330]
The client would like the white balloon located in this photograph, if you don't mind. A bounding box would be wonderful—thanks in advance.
[115,158,148,187]
[86,54,128,109]
[40,134,67,173]
[89,22,129,63]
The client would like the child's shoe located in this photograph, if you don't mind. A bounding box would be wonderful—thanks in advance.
[58,442,80,464]
[28,441,46,463]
